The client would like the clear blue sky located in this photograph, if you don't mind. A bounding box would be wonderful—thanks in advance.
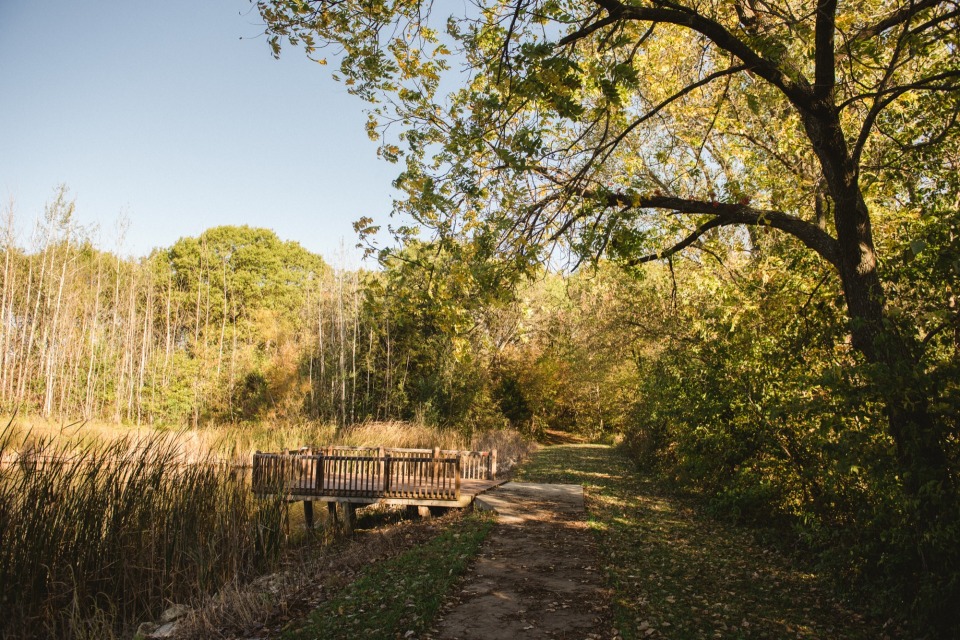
[0,0,400,264]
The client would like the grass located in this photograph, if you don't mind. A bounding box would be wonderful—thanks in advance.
[515,444,884,640]
[2,415,339,464]
[282,510,494,640]
[5,417,534,472]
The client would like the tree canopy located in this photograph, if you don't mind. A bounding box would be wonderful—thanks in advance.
[257,0,959,477]
[257,0,959,631]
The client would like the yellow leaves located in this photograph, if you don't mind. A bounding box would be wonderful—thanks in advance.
[365,114,380,141]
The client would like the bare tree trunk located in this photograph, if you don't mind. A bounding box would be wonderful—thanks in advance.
[0,201,15,403]
[43,259,69,416]
[20,230,53,410]
[85,254,103,417]
[351,271,358,425]
[337,268,346,424]
[216,258,227,380]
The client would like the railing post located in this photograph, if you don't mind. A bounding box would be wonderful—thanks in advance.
[315,452,324,494]
[455,456,461,499]
[384,452,392,494]
[432,446,440,486]
[490,449,498,480]
[378,446,385,489]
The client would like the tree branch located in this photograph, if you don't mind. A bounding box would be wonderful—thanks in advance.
[622,217,727,264]
[577,0,815,108]
[814,0,838,100]
[600,193,842,268]
[853,0,947,40]
[557,13,621,46]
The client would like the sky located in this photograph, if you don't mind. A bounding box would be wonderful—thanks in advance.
[0,0,401,264]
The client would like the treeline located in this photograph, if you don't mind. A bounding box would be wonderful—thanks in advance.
[0,189,441,427]
[0,190,632,438]
[0,189,587,433]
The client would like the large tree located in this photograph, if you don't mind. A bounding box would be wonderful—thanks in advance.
[257,0,958,493]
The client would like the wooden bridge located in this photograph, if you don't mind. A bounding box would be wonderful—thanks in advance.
[252,446,503,530]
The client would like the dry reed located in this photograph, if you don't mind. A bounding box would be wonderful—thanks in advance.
[0,420,287,639]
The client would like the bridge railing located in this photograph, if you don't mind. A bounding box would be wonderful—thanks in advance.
[252,446,496,501]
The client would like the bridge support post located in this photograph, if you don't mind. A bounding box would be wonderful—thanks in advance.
[342,503,357,535]
[303,500,314,529]
[327,501,338,530]
[405,505,433,519]
[326,501,357,535]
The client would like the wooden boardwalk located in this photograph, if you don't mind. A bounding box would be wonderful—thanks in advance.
[252,446,503,508]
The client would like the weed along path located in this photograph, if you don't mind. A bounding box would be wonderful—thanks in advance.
[427,482,613,639]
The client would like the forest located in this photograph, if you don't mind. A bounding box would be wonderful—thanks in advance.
[2,0,958,636]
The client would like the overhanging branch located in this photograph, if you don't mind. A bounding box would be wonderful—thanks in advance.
[853,0,947,41]
[623,217,727,264]
[597,193,842,268]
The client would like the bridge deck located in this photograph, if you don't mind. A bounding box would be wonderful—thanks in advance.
[285,476,507,507]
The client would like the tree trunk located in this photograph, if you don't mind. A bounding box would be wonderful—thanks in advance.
[803,105,950,500]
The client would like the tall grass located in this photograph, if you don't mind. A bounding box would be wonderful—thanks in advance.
[1,415,338,465]
[0,417,531,638]
[0,421,286,639]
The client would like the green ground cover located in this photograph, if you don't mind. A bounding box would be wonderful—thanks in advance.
[283,511,494,640]
[515,444,887,640]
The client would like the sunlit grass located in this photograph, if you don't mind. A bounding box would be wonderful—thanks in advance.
[5,417,534,472]
[2,414,338,464]
[282,511,494,640]
[516,444,879,640]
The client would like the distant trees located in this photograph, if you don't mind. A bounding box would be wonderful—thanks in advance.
[153,225,329,423]
[0,193,362,426]
[0,196,516,430]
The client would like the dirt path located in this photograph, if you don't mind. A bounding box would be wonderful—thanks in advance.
[428,482,615,640]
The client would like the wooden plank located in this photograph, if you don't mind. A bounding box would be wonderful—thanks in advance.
[384,454,392,493]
